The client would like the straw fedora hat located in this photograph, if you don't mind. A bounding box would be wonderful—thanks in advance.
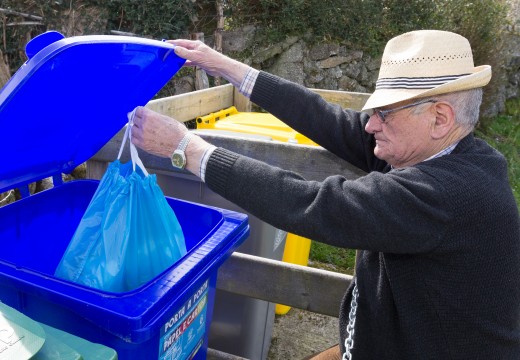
[362,30,491,111]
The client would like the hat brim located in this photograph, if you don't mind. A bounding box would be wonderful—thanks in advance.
[361,65,491,111]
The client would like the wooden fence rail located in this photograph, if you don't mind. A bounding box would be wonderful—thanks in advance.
[216,252,352,318]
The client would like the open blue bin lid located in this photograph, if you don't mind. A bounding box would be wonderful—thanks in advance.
[0,31,185,194]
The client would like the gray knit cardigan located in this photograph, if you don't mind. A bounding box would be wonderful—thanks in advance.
[205,72,520,359]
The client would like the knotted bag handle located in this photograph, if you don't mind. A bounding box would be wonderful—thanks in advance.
[117,108,149,177]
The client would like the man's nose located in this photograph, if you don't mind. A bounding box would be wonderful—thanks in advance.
[365,115,381,134]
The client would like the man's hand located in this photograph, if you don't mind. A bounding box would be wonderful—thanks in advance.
[131,106,212,177]
[132,106,184,158]
[169,39,249,88]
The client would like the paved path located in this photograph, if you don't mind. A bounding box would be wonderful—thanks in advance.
[268,308,338,360]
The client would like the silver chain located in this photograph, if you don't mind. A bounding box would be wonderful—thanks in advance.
[342,282,359,360]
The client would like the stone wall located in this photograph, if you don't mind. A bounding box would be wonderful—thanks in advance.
[490,29,520,116]
[245,35,380,95]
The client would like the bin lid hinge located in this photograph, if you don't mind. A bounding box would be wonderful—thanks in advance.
[52,173,63,187]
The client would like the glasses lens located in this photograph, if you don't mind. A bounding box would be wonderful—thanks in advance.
[368,109,384,122]
[376,110,385,123]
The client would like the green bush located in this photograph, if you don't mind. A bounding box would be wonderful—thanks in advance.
[475,97,520,205]
[2,0,509,77]
[226,0,383,50]
[226,0,509,59]
[104,0,195,40]
[226,0,510,122]
[0,0,196,76]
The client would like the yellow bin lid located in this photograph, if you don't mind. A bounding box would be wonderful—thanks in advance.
[196,107,318,146]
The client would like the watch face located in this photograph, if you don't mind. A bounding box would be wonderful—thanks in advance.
[171,152,186,168]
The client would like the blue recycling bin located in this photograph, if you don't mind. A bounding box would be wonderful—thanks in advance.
[0,32,249,360]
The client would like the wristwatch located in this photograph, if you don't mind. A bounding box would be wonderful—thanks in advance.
[171,132,193,169]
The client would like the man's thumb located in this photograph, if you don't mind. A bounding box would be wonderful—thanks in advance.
[174,46,188,59]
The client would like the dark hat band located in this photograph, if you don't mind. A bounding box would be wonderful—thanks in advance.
[376,74,470,90]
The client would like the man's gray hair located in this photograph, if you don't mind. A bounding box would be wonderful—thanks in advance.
[421,88,483,130]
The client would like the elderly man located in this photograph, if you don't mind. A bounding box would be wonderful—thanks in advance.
[132,30,520,359]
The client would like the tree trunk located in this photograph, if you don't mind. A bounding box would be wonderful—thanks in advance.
[213,0,224,86]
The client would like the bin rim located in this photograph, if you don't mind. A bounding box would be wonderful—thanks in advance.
[0,198,248,342]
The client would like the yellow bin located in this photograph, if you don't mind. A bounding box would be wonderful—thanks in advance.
[196,107,315,315]
[275,233,312,314]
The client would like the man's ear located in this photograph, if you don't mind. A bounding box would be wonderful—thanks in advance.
[430,102,455,139]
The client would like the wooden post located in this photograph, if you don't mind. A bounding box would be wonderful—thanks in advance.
[190,32,209,90]
[1,13,6,60]
[0,49,10,88]
[233,87,252,112]
[213,0,224,86]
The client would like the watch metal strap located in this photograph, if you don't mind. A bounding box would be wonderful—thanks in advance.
[177,132,193,152]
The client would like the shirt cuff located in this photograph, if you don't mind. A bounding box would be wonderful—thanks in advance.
[199,145,217,182]
[238,67,260,98]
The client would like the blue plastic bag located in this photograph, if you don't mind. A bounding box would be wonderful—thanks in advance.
[55,110,187,292]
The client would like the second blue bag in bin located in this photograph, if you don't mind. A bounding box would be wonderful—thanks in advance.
[55,111,187,292]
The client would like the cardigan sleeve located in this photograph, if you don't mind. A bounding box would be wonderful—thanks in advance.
[204,72,457,253]
[250,71,387,173]
[205,147,453,254]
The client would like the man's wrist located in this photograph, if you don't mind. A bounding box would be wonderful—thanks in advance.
[183,134,215,180]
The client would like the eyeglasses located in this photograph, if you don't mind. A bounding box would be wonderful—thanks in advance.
[370,99,437,123]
